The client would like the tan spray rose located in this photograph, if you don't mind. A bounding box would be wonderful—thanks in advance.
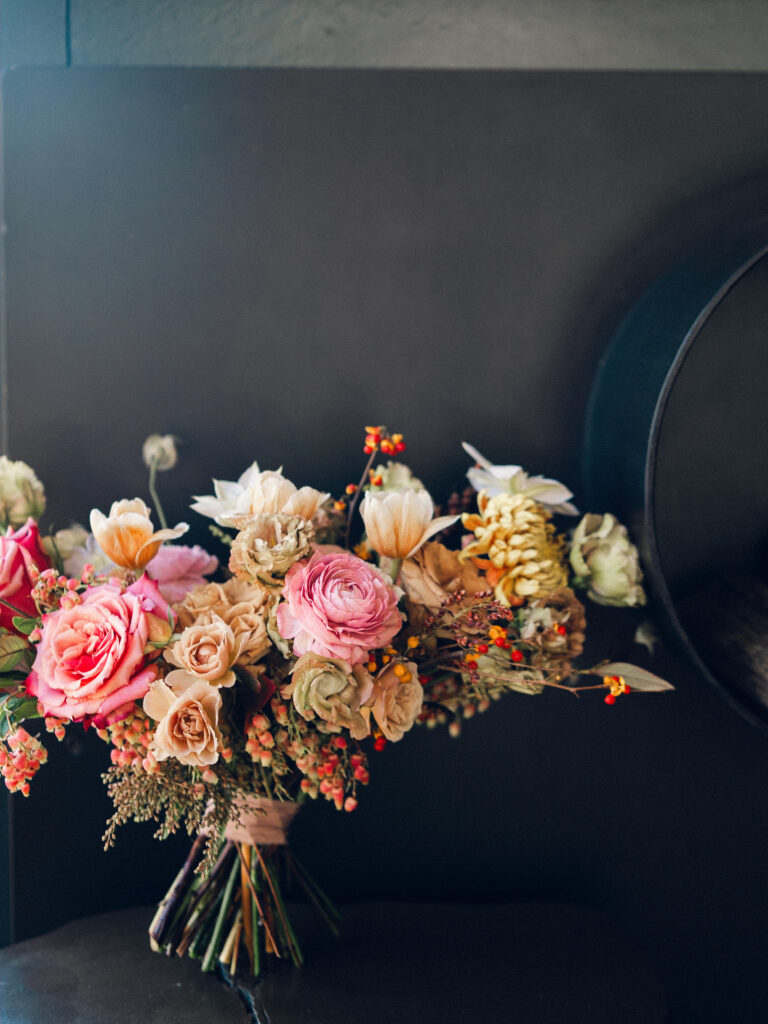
[165,614,243,687]
[371,661,423,742]
[175,578,272,664]
[143,670,223,767]
[283,652,373,740]
[90,498,188,571]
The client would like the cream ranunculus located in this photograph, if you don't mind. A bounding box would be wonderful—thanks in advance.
[569,513,646,608]
[229,513,313,585]
[191,464,328,527]
[371,661,423,742]
[0,455,46,529]
[283,652,373,740]
[360,489,458,560]
[90,498,188,570]
[144,670,223,766]
[165,614,243,687]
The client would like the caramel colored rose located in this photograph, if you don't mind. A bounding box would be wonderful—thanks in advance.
[400,541,488,612]
[371,661,423,742]
[165,614,242,686]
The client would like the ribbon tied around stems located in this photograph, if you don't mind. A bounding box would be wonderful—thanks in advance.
[203,795,301,846]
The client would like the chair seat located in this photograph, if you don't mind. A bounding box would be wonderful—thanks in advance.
[0,901,666,1023]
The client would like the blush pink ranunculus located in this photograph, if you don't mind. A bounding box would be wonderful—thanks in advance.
[26,575,174,727]
[0,519,49,630]
[145,544,219,603]
[276,551,402,666]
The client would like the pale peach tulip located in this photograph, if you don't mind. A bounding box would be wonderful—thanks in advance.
[359,489,458,560]
[90,498,188,570]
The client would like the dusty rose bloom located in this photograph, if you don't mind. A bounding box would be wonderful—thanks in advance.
[145,544,218,603]
[371,661,423,742]
[276,550,402,666]
[165,614,242,686]
[144,670,222,767]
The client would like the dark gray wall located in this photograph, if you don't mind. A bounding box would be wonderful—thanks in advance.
[3,66,768,1023]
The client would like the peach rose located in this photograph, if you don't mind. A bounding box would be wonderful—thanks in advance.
[165,614,242,686]
[371,661,423,741]
[144,670,223,767]
[26,575,173,726]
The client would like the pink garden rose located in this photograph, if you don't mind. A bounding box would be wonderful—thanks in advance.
[26,575,174,727]
[0,519,49,630]
[146,544,219,603]
[276,551,402,666]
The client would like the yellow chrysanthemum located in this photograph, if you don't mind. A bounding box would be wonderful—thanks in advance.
[461,492,567,604]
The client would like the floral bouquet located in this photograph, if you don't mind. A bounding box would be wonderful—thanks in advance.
[0,428,671,983]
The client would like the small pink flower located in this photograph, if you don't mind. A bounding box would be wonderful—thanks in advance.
[276,551,402,666]
[0,519,49,630]
[145,544,219,603]
[26,575,174,727]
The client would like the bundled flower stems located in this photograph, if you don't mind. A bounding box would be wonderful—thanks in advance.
[0,431,672,983]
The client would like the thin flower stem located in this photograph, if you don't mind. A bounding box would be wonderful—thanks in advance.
[344,447,378,550]
[235,843,281,958]
[147,459,168,531]
[251,843,302,966]
[201,855,241,972]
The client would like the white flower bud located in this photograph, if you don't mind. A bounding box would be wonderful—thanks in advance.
[142,434,178,472]
[0,455,46,529]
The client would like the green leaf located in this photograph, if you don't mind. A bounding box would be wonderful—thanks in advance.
[11,616,38,636]
[597,662,674,692]
[0,651,24,674]
[0,695,41,739]
[0,632,28,670]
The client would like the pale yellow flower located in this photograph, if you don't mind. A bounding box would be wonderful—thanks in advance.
[360,489,458,560]
[90,498,188,570]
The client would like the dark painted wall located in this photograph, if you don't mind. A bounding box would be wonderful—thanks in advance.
[3,67,768,1022]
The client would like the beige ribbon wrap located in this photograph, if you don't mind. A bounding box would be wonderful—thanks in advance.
[209,796,300,846]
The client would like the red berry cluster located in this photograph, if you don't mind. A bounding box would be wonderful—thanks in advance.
[363,425,406,456]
